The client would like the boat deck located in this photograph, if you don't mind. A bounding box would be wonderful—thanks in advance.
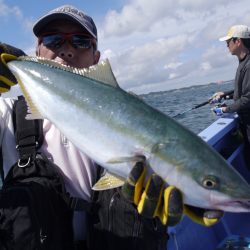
[168,113,250,250]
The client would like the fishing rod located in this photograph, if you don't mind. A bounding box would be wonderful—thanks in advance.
[172,92,230,118]
[172,100,211,118]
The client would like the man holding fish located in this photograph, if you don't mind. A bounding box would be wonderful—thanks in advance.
[0,5,233,250]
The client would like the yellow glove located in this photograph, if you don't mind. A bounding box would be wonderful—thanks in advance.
[184,204,224,226]
[121,162,183,226]
[122,162,224,227]
[0,42,26,93]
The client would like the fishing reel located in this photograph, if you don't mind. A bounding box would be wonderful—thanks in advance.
[211,102,227,116]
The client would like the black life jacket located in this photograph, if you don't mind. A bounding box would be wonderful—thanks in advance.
[0,96,91,250]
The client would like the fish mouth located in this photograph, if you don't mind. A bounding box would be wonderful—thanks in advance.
[214,199,250,212]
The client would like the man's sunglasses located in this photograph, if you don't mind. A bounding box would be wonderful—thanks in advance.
[40,32,95,50]
[226,38,237,46]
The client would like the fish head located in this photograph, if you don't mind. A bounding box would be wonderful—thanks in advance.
[177,154,250,212]
[151,140,250,213]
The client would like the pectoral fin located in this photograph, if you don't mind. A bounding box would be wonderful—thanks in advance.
[93,172,125,191]
[107,155,146,164]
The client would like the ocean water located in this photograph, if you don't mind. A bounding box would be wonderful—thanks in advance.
[141,80,234,134]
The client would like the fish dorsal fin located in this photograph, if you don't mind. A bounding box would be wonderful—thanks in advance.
[18,56,119,87]
[82,59,119,87]
[92,172,125,191]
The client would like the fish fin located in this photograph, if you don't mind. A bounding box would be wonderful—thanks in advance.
[17,56,119,88]
[107,155,146,164]
[83,59,119,87]
[92,172,125,190]
[16,77,44,120]
[25,97,44,120]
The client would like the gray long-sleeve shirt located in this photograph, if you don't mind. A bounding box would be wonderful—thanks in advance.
[226,53,250,115]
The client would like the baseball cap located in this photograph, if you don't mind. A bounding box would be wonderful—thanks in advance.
[33,5,97,40]
[219,25,250,41]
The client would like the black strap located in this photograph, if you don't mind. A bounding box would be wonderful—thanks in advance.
[0,146,3,183]
[13,96,43,162]
[1,96,43,182]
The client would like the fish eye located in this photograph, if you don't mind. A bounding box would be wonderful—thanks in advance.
[202,176,219,189]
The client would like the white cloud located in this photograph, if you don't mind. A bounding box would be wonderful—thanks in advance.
[103,0,170,36]
[169,73,178,79]
[102,0,231,37]
[103,34,191,91]
[200,62,211,71]
[164,62,183,70]
[0,0,35,37]
[98,0,250,94]
[101,49,116,59]
[0,0,23,19]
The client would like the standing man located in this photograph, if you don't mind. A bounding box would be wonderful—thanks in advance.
[211,25,250,168]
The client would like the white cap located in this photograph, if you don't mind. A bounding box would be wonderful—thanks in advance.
[219,25,250,41]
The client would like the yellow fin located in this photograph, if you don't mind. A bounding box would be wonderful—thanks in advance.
[92,172,125,191]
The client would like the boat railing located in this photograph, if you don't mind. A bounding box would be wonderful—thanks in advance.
[198,113,239,147]
[198,113,247,170]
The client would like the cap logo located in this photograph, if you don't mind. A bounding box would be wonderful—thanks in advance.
[227,27,236,37]
[53,6,86,19]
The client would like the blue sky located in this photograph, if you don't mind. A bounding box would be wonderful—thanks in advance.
[1,0,250,94]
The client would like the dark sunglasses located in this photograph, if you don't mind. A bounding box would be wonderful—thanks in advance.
[226,38,232,46]
[226,38,237,46]
[40,32,95,49]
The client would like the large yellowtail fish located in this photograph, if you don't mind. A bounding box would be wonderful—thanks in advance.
[2,54,250,212]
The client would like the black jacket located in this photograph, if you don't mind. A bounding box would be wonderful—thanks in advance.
[226,53,250,115]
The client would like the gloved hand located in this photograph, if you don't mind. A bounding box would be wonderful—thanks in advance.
[209,92,225,104]
[212,107,224,116]
[212,102,227,116]
[122,162,223,227]
[121,162,183,226]
[184,205,224,226]
[0,42,26,93]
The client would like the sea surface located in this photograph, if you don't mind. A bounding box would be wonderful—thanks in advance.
[141,80,234,134]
